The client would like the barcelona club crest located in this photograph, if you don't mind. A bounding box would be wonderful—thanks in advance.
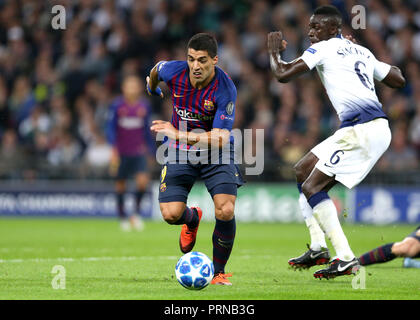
[160,183,167,193]
[204,100,215,111]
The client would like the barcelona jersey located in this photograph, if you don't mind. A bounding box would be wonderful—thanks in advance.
[157,60,237,151]
[106,97,155,156]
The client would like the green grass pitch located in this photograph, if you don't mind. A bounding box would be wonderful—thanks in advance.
[0,218,418,300]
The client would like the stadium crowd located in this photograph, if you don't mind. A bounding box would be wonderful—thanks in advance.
[0,0,418,181]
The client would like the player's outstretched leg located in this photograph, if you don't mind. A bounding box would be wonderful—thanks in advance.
[358,243,396,266]
[359,233,420,267]
[179,207,203,253]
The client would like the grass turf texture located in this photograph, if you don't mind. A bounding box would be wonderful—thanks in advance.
[0,218,418,300]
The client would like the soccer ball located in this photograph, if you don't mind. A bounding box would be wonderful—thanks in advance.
[175,251,214,290]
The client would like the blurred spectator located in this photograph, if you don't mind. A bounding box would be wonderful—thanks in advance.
[47,130,82,166]
[0,129,25,178]
[8,76,36,125]
[18,105,51,144]
[408,100,420,156]
[378,123,418,171]
[81,129,113,177]
[0,76,11,134]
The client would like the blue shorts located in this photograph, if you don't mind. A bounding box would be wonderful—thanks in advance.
[117,155,147,179]
[158,162,245,203]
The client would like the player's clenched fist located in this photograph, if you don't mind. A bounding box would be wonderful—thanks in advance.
[267,31,288,53]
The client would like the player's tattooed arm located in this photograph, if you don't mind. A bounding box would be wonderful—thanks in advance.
[381,66,406,89]
[267,31,309,83]
[150,120,229,148]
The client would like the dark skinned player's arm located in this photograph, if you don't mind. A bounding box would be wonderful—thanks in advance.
[268,32,310,83]
[269,55,310,83]
[271,55,406,88]
[381,66,406,89]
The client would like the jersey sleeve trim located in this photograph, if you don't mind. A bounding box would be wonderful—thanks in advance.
[373,59,392,81]
[300,41,325,70]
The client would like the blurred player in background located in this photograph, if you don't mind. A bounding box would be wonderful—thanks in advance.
[147,33,244,285]
[359,226,420,268]
[106,75,155,231]
[268,5,406,279]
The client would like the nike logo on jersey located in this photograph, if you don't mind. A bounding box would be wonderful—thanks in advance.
[310,251,327,259]
[174,94,184,98]
[337,260,357,272]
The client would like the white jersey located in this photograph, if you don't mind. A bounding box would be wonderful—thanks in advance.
[300,35,391,127]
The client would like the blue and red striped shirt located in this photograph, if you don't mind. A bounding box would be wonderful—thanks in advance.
[157,60,237,150]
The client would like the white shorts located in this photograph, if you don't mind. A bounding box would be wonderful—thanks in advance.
[311,118,391,189]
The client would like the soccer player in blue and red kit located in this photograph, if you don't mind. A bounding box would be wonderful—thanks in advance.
[146,33,244,285]
[106,75,155,231]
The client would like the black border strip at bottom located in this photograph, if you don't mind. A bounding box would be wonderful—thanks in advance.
[0,300,417,318]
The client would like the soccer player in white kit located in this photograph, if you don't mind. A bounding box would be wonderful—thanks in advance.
[268,5,406,279]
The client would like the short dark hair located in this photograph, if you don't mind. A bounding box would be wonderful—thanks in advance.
[187,33,218,58]
[314,5,342,28]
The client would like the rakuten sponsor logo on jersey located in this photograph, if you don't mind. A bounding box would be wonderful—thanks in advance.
[174,106,214,122]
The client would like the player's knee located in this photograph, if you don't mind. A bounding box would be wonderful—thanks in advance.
[160,206,182,224]
[393,239,417,257]
[406,246,419,257]
[301,180,316,200]
[404,240,420,257]
[215,201,235,221]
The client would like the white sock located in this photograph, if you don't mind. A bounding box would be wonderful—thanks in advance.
[305,216,327,251]
[299,193,327,251]
[312,199,355,261]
